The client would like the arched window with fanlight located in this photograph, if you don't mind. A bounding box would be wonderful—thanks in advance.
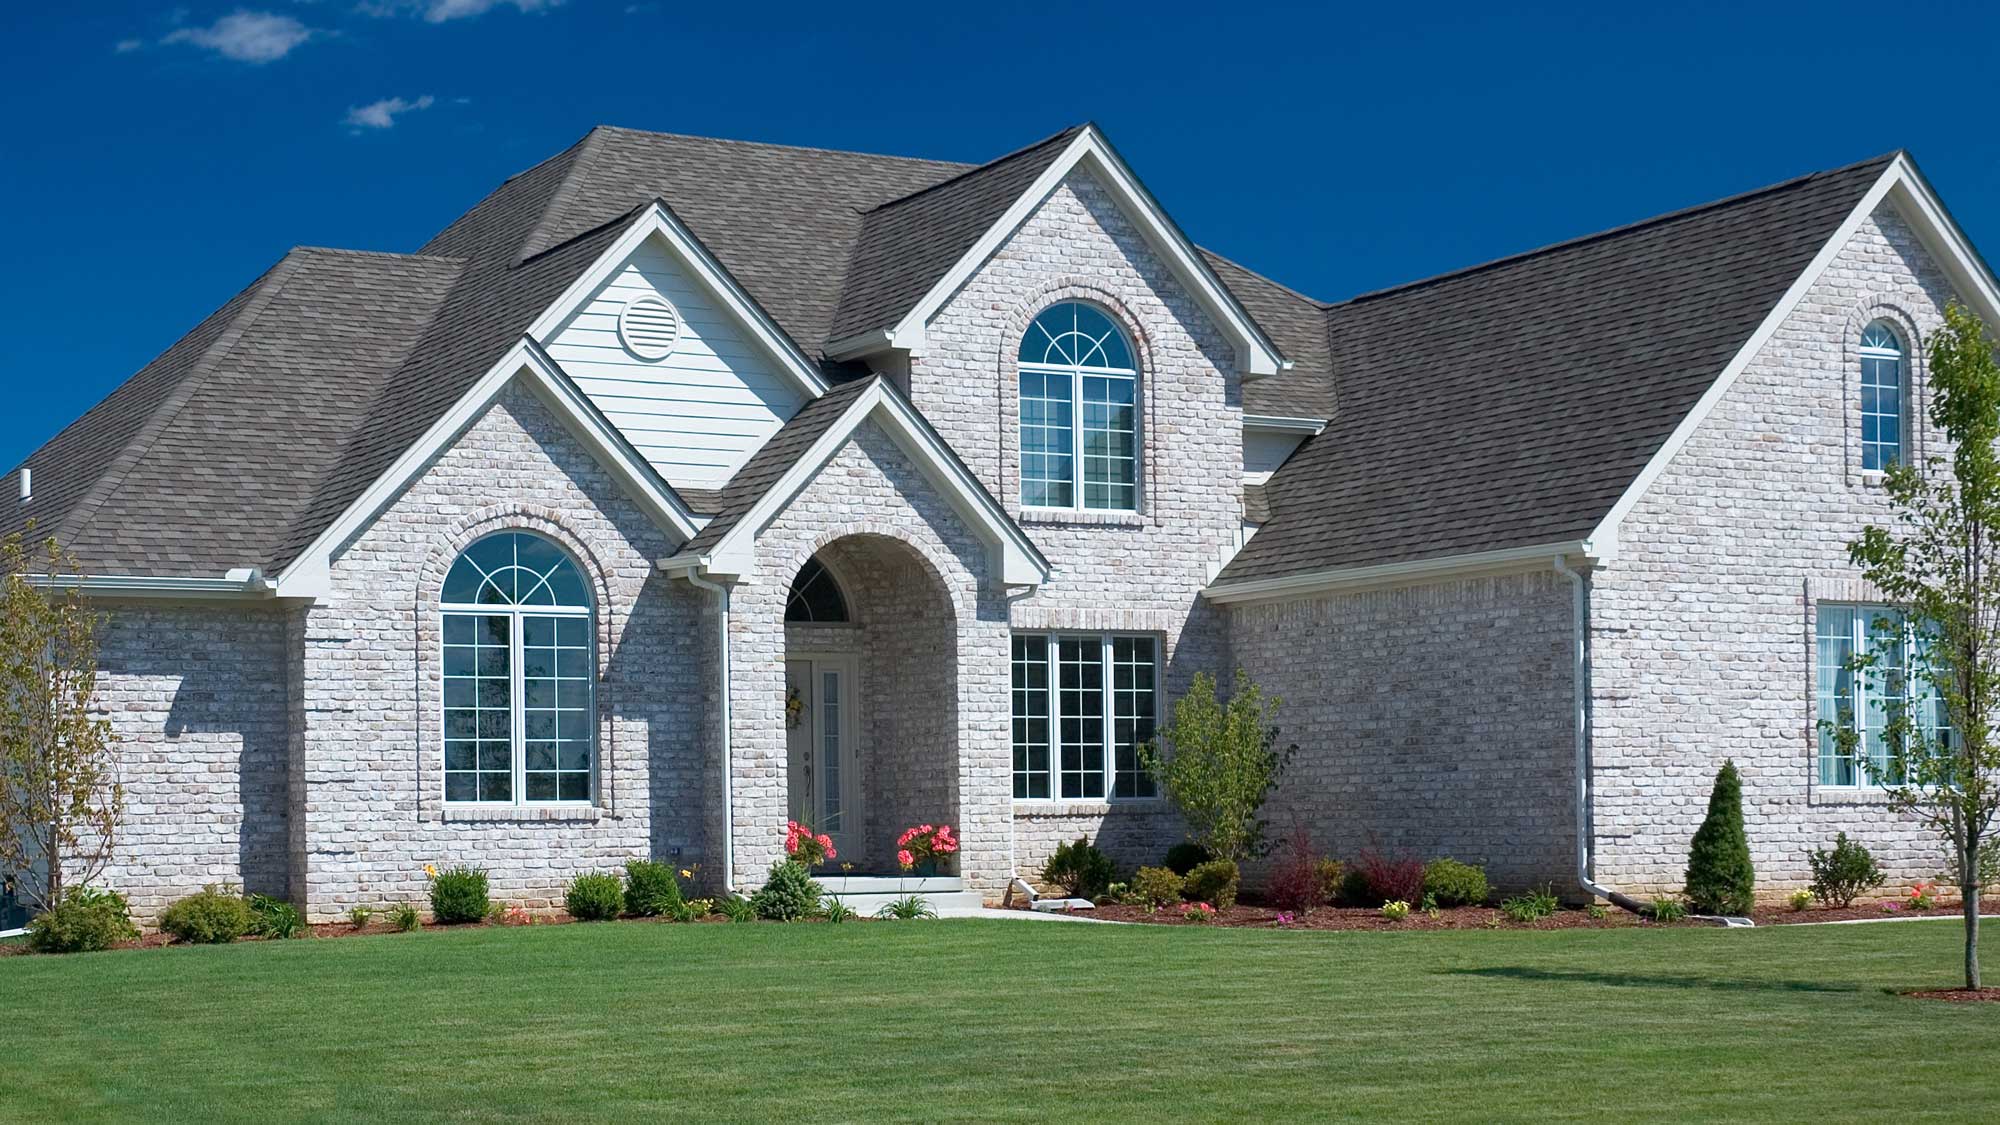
[1859,321,1906,471]
[440,532,594,805]
[1018,301,1139,510]
[785,556,849,623]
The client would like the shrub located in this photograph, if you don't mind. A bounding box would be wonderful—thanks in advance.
[624,860,684,918]
[876,894,937,920]
[159,885,254,944]
[388,902,422,932]
[1787,888,1815,912]
[714,893,756,923]
[1314,858,1345,906]
[1585,903,1609,920]
[1163,841,1212,877]
[1684,759,1755,915]
[1805,832,1885,908]
[1380,900,1411,921]
[1648,896,1689,923]
[26,886,137,954]
[750,861,824,921]
[1181,901,1218,924]
[348,906,374,929]
[1142,669,1296,862]
[1184,858,1240,910]
[247,893,305,939]
[1042,837,1116,900]
[1264,822,1332,913]
[565,872,626,921]
[1130,866,1185,908]
[1421,858,1490,907]
[1337,866,1372,906]
[1499,885,1559,923]
[1353,848,1425,906]
[429,866,490,924]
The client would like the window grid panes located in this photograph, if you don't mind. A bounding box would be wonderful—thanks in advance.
[1018,302,1138,511]
[1012,633,1159,801]
[1816,603,1949,787]
[1859,321,1904,471]
[821,669,843,831]
[441,533,593,805]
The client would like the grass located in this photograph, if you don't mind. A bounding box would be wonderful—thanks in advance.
[2,919,1996,1121]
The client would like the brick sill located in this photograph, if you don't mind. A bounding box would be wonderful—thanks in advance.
[1016,508,1148,529]
[1013,800,1168,818]
[441,804,605,823]
[1811,788,1894,807]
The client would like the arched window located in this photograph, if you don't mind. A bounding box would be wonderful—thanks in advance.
[440,532,593,804]
[1859,321,1905,471]
[1018,301,1138,510]
[785,556,849,623]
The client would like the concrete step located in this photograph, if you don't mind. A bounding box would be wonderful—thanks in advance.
[817,876,982,916]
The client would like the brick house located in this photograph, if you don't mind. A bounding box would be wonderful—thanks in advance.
[3,125,1992,924]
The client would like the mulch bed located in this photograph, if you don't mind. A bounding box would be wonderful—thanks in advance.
[1902,987,2000,1003]
[1751,898,2000,925]
[1064,901,1681,929]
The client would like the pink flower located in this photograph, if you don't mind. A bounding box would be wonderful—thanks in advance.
[897,849,914,868]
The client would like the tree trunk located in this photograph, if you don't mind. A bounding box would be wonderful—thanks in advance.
[1967,838,1982,991]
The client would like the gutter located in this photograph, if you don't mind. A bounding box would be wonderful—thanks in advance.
[678,567,736,894]
[1552,555,1647,915]
[25,569,276,599]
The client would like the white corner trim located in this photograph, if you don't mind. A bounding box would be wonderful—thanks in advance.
[1589,157,2000,550]
[1242,414,1328,434]
[1201,540,1604,604]
[26,572,278,600]
[525,201,828,399]
[271,337,702,600]
[688,380,1049,587]
[834,127,1283,378]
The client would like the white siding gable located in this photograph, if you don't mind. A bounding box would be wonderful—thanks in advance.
[545,234,807,489]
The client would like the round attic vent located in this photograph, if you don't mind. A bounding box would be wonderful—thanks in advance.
[618,295,682,360]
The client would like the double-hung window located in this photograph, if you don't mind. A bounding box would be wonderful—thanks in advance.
[1011,633,1158,800]
[441,532,595,804]
[1815,603,1949,788]
[1018,302,1138,511]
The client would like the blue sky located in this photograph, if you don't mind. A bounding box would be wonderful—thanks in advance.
[5,1,1999,466]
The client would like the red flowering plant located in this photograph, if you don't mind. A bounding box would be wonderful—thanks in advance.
[784,820,836,869]
[895,823,959,873]
[1905,881,1938,911]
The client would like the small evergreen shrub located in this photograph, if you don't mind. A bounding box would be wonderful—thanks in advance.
[429,866,490,924]
[565,872,625,921]
[1130,866,1185,907]
[750,861,824,921]
[1805,832,1885,907]
[1683,759,1755,915]
[25,886,137,954]
[1499,885,1560,923]
[1183,858,1240,909]
[247,893,306,939]
[1421,858,1490,907]
[159,885,255,944]
[624,859,684,917]
[1354,848,1426,906]
[1042,837,1116,900]
[1162,842,1211,877]
[1314,858,1345,906]
[1337,866,1373,906]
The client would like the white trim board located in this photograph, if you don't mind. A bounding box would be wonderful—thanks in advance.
[526,202,828,401]
[662,378,1050,587]
[827,126,1284,379]
[274,337,703,600]
[1202,541,1602,605]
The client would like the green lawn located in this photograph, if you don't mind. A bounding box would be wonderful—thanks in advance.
[2,918,1996,1122]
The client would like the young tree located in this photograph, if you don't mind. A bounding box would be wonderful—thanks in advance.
[1684,759,1755,915]
[1838,301,2000,991]
[0,527,121,912]
[1141,669,1295,864]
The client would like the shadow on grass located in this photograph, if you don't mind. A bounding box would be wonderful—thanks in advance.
[1443,966,1862,994]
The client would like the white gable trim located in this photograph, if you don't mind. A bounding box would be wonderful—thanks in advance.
[273,337,702,599]
[662,380,1050,587]
[831,127,1283,378]
[1203,540,1601,605]
[526,202,828,399]
[1589,157,2000,552]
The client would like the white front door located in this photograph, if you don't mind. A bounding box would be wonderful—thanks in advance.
[784,655,859,863]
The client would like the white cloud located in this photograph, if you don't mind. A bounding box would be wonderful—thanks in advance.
[113,38,145,53]
[162,11,315,63]
[357,0,562,21]
[344,94,435,130]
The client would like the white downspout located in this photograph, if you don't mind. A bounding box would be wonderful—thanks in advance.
[684,571,735,894]
[1553,555,1645,913]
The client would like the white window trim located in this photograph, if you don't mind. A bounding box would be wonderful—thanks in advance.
[439,599,596,808]
[1011,631,1161,804]
[1816,602,1938,792]
[1857,322,1908,474]
[1017,359,1141,515]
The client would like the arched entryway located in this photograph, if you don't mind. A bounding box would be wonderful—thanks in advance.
[782,534,959,874]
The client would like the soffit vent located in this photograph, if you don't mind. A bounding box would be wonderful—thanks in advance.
[618,295,682,360]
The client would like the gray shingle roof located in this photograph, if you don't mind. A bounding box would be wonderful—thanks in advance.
[678,378,877,558]
[1218,153,1897,585]
[1202,250,1335,419]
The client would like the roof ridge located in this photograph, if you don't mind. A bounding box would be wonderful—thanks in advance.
[591,124,974,171]
[291,245,466,264]
[1332,151,1902,308]
[859,125,1086,216]
[1200,245,1333,308]
[55,251,309,558]
[515,126,611,265]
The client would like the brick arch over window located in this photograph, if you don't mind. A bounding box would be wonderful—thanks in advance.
[996,280,1157,524]
[1840,300,1929,480]
[413,505,623,820]
[779,521,974,628]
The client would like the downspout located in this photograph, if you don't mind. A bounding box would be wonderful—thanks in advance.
[684,570,735,894]
[1002,583,1040,905]
[1553,555,1647,914]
